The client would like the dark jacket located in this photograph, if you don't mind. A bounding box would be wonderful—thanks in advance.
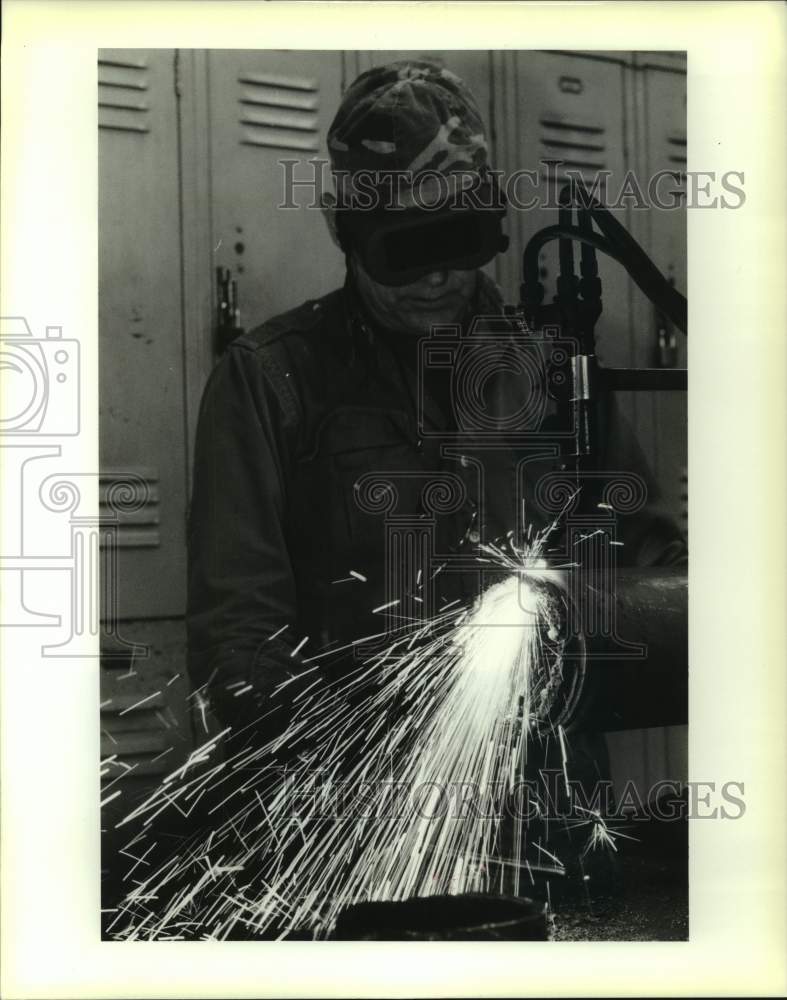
[187,274,685,727]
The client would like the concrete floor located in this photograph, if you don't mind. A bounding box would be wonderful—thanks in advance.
[550,812,688,941]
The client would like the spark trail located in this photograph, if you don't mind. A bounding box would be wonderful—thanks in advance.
[106,531,610,940]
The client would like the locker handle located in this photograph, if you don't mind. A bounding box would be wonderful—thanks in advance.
[656,320,678,369]
[655,274,678,368]
[215,266,245,353]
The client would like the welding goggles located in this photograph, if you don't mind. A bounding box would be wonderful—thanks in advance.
[338,204,509,287]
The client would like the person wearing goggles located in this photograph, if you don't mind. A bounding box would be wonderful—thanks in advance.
[187,60,685,740]
[322,70,509,338]
[166,59,692,937]
[332,189,509,335]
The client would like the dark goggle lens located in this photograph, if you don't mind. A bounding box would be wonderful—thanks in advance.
[383,213,485,274]
[345,209,507,286]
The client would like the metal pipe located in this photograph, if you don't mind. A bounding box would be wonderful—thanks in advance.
[538,568,688,733]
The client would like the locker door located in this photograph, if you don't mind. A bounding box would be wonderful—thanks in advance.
[207,51,347,332]
[641,68,687,533]
[492,54,687,801]
[492,52,632,365]
[620,67,688,800]
[98,49,187,619]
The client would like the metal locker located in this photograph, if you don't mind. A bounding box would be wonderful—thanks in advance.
[638,66,688,534]
[98,49,188,620]
[206,51,347,334]
[492,53,688,801]
[99,51,196,853]
[622,64,688,798]
[491,51,633,361]
[491,50,648,480]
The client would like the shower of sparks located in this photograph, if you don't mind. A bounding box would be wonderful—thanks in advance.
[104,509,619,941]
[566,805,640,859]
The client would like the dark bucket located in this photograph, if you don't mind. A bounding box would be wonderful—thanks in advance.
[333,893,548,940]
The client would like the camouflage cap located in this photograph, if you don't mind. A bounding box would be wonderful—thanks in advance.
[327,60,492,208]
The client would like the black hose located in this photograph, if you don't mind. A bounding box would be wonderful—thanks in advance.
[523,225,626,280]
[569,179,687,333]
[523,224,687,334]
[557,185,577,293]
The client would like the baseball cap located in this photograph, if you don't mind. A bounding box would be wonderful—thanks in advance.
[327,60,507,283]
[328,60,502,206]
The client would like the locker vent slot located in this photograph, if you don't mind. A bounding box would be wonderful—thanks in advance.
[238,72,320,152]
[98,56,150,134]
[666,133,687,181]
[100,686,171,778]
[99,467,160,548]
[538,116,607,183]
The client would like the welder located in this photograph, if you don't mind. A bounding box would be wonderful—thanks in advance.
[186,60,686,739]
